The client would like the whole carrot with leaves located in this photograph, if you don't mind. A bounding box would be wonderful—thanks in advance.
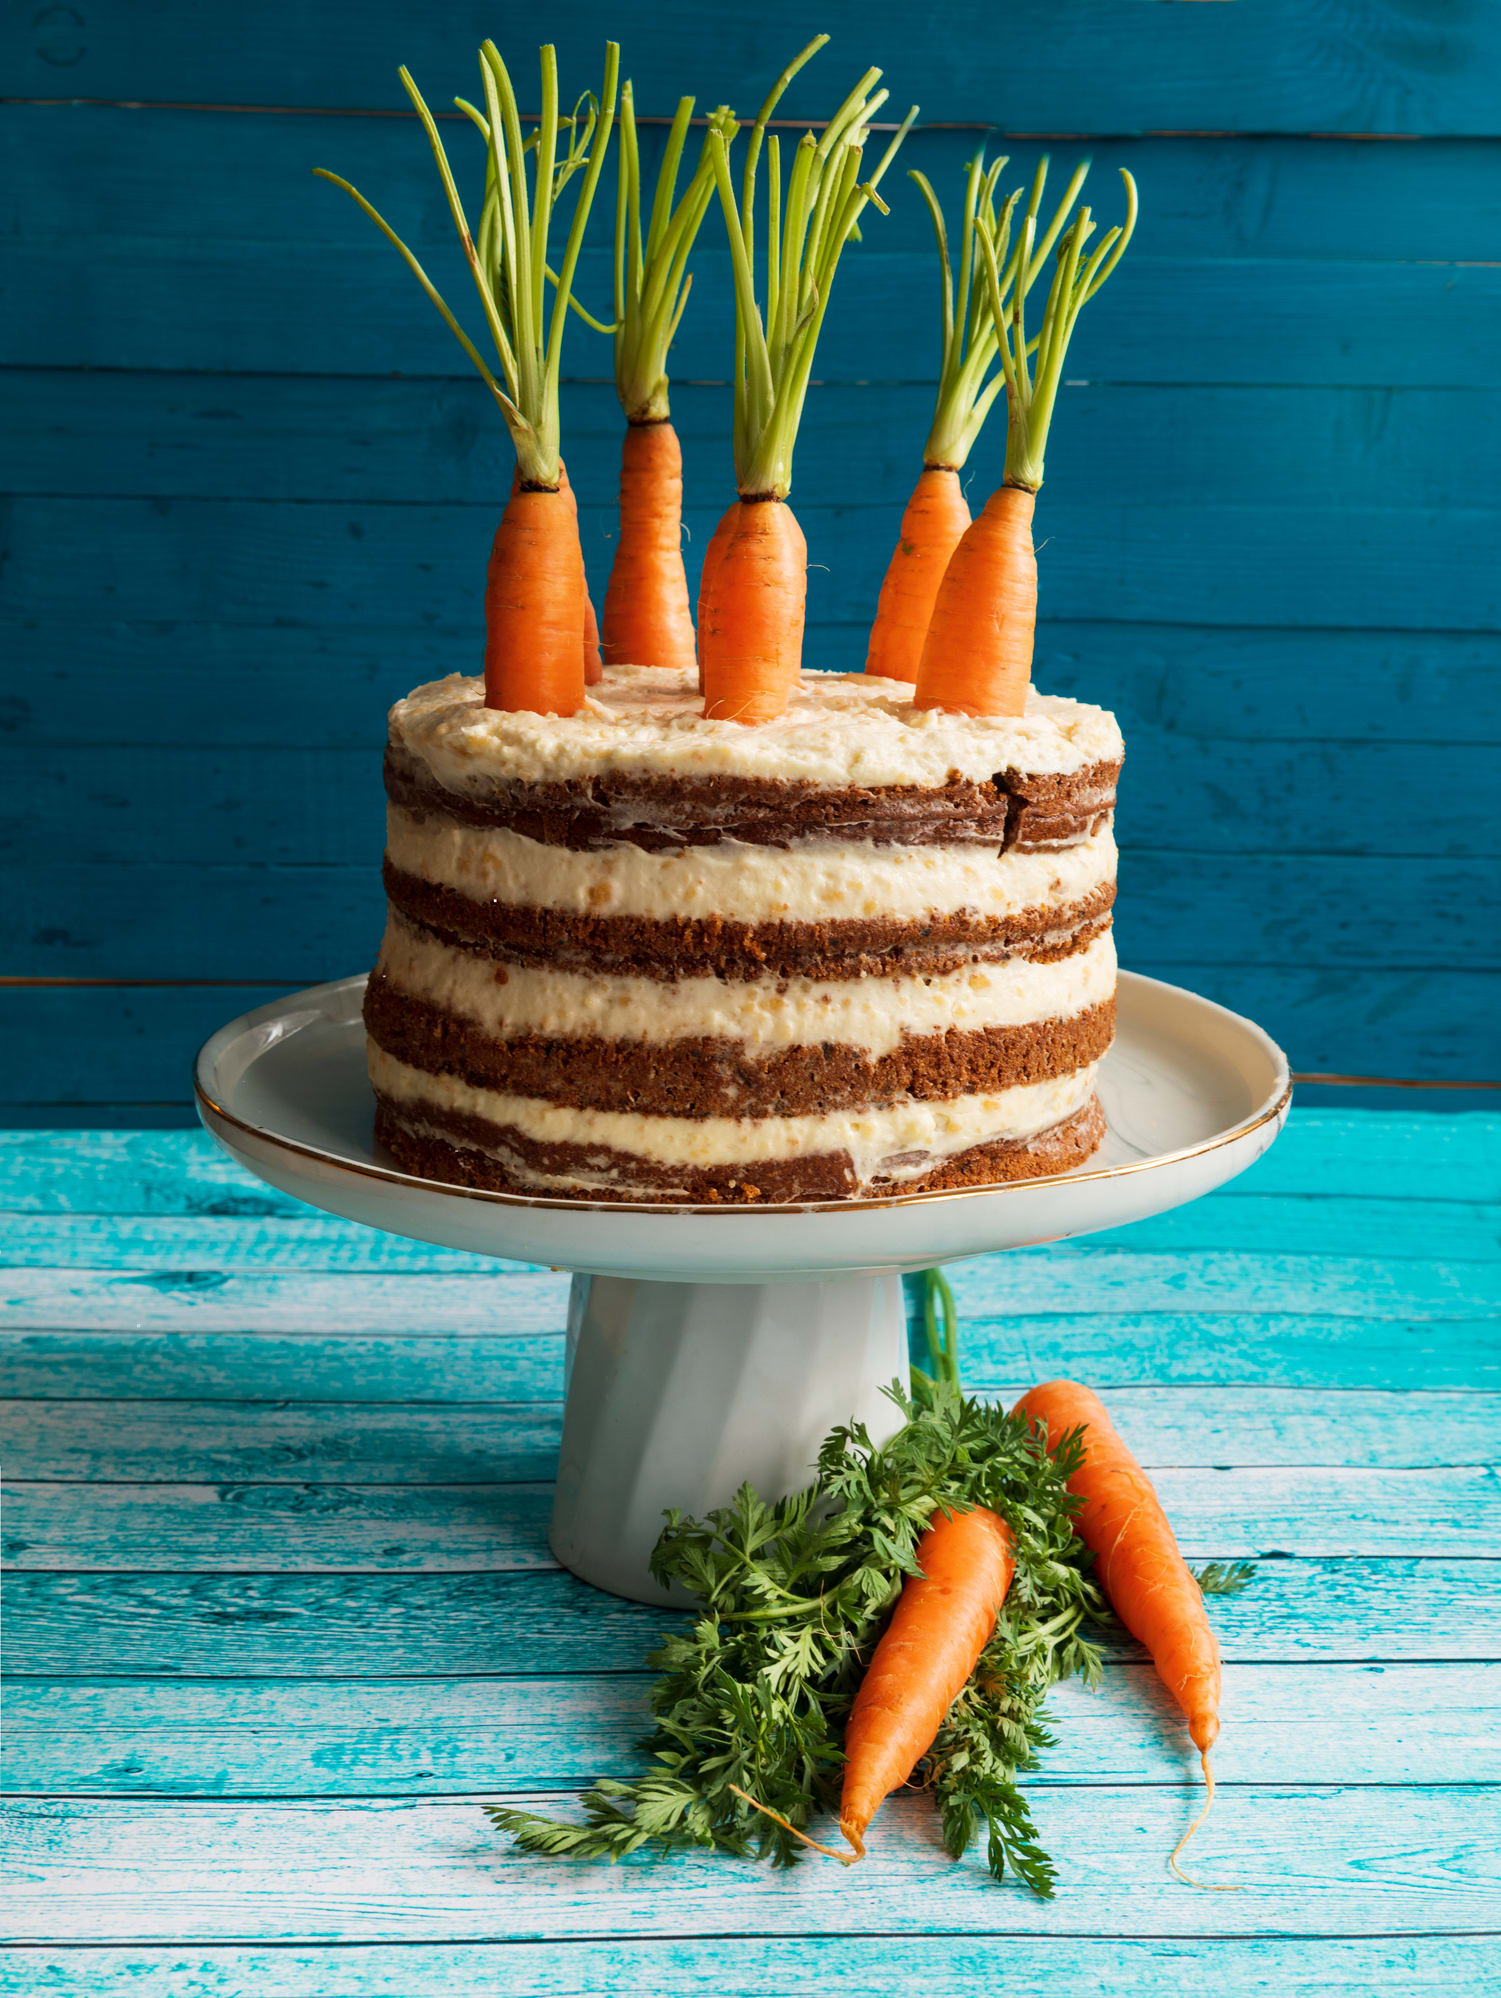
[699,38,915,721]
[602,86,735,671]
[317,41,619,715]
[914,161,1136,717]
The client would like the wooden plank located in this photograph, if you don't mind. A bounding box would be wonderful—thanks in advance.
[4,1788,1498,1943]
[5,1118,1493,1217]
[9,1558,1495,1679]
[10,620,1501,750]
[5,1467,1496,1572]
[0,1333,564,1407]
[8,1663,1499,1797]
[8,3,1501,130]
[11,737,1495,865]
[5,1389,1498,1482]
[6,1250,1491,1337]
[7,493,1501,632]
[5,1191,1496,1270]
[10,1300,1493,1401]
[14,371,1501,516]
[0,1935,1491,1998]
[8,235,1501,386]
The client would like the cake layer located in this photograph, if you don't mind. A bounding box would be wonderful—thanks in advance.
[389,665,1123,793]
[369,1042,1099,1180]
[374,912,1117,1053]
[384,807,1117,926]
[384,862,1114,981]
[365,974,1115,1119]
[385,746,1116,853]
[373,1092,1107,1203]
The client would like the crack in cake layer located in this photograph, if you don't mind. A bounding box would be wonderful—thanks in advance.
[372,1093,1107,1203]
[364,975,1116,1118]
[384,745,1118,853]
[382,864,1115,981]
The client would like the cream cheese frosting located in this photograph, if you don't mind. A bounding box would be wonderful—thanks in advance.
[368,1042,1100,1187]
[376,914,1115,1054]
[385,807,1117,925]
[388,665,1123,793]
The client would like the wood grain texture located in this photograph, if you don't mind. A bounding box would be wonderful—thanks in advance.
[9,1663,1499,1796]
[5,1789,1499,1943]
[0,1936,1493,1998]
[5,1467,1497,1573]
[9,1558,1497,1679]
[6,1388,1496,1483]
[8,2,1501,129]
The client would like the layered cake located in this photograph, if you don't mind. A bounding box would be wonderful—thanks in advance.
[365,665,1121,1203]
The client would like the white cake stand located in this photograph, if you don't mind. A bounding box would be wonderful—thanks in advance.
[195,970,1289,1604]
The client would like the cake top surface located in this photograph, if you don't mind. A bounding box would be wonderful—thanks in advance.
[390,666,1122,792]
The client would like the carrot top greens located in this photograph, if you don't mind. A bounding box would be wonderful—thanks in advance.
[315,41,620,488]
[490,1375,1104,1897]
[612,85,736,423]
[710,36,916,499]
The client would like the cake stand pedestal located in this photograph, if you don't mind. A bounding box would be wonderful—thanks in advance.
[196,969,1290,1605]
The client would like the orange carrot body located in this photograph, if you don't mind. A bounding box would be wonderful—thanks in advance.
[582,589,603,685]
[484,483,587,716]
[1014,1380,1220,1754]
[839,1504,1014,1856]
[913,484,1036,717]
[602,419,696,672]
[865,466,971,682]
[698,498,807,723]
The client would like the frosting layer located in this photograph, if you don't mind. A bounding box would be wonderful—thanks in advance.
[369,1041,1100,1184]
[389,665,1123,792]
[374,913,1116,1055]
[385,808,1117,926]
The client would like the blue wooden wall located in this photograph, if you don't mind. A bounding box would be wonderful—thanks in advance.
[3,1,1499,1123]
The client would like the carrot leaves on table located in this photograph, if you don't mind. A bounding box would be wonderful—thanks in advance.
[489,1375,1103,1895]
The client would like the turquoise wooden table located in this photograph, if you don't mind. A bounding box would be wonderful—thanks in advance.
[3,1108,1498,1992]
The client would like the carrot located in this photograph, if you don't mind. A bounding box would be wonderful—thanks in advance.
[914,162,1136,717]
[316,39,619,715]
[484,485,588,713]
[506,463,601,691]
[865,467,972,682]
[865,153,1026,681]
[601,89,730,671]
[699,498,807,722]
[1013,1379,1234,1887]
[701,38,914,722]
[912,484,1036,716]
[839,1504,1014,1857]
[602,419,696,671]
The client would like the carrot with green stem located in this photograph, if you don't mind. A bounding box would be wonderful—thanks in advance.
[1013,1379,1238,1888]
[316,41,619,714]
[602,87,736,671]
[699,38,916,722]
[866,153,1088,682]
[914,162,1136,718]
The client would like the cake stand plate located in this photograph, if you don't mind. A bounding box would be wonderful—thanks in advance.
[196,969,1289,1603]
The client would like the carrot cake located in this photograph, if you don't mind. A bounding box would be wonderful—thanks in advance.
[365,664,1120,1202]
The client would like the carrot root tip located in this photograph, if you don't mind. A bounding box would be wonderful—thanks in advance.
[1167,1753,1241,1892]
[726,1784,857,1866]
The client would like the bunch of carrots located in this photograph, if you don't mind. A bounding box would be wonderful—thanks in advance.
[318,34,1132,728]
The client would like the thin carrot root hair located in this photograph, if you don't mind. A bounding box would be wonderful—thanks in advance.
[1168,1751,1241,1891]
[727,1783,858,1865]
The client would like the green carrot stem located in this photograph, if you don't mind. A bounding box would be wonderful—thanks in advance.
[316,40,619,487]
